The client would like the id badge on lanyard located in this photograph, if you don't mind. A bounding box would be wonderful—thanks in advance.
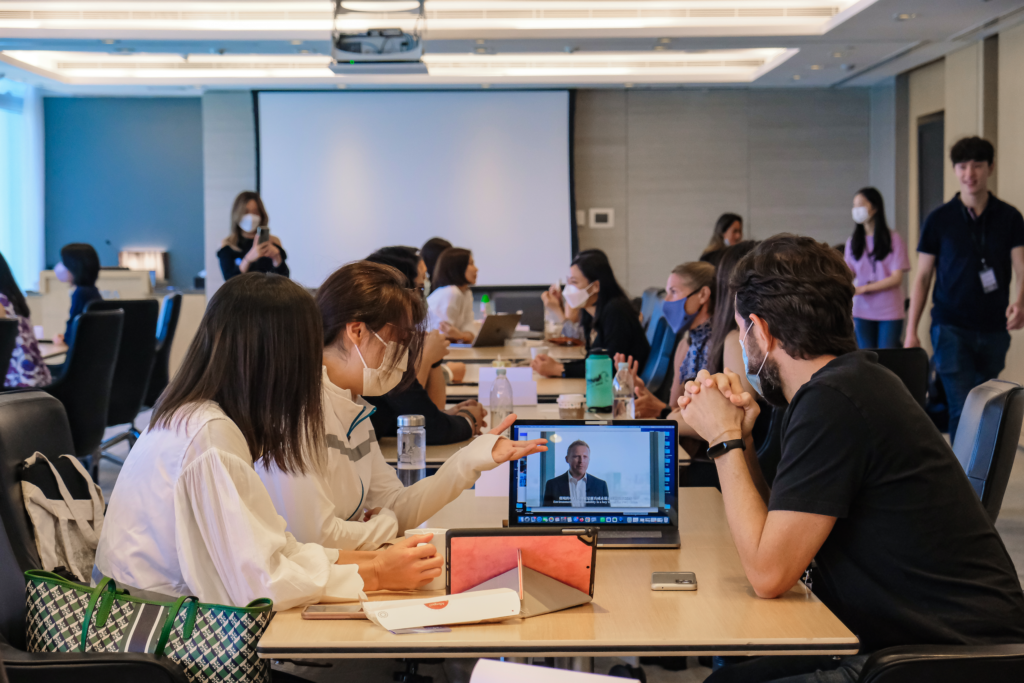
[966,203,998,293]
[980,262,998,293]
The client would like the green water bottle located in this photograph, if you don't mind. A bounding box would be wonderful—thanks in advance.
[585,348,614,413]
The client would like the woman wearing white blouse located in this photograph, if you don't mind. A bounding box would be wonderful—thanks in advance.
[258,261,547,551]
[426,247,478,343]
[95,273,442,610]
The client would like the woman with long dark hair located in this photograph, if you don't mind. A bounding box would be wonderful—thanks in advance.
[96,273,443,609]
[0,252,50,387]
[700,213,744,265]
[217,190,289,280]
[531,250,649,378]
[420,237,452,292]
[258,261,546,551]
[426,247,478,343]
[844,187,909,349]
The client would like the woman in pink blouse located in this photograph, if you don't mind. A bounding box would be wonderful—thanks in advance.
[844,188,910,349]
[0,253,51,388]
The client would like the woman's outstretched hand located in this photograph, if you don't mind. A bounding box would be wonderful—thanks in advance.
[489,414,548,463]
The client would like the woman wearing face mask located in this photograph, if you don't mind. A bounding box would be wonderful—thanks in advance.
[217,191,289,281]
[844,188,908,349]
[532,250,649,378]
[426,248,478,343]
[700,213,744,266]
[258,261,547,552]
[624,263,715,432]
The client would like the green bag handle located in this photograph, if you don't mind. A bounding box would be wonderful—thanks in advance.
[80,577,118,653]
[154,595,197,657]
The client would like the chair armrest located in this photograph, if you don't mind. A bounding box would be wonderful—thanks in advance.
[0,642,190,683]
[860,643,1024,683]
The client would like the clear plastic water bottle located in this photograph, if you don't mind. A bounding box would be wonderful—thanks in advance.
[613,362,635,420]
[490,368,514,437]
[397,414,426,486]
[480,293,495,317]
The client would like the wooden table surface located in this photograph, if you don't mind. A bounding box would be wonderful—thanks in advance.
[447,377,586,400]
[38,341,68,360]
[447,345,585,363]
[258,488,858,659]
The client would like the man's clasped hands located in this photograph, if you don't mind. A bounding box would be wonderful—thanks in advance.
[677,368,761,447]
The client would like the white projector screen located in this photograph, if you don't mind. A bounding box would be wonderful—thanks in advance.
[257,91,573,288]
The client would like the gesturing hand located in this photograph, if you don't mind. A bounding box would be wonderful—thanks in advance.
[490,414,548,463]
[677,369,750,444]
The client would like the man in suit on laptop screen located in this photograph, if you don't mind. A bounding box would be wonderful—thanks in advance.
[543,440,610,507]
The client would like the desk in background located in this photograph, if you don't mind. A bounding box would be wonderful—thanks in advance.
[258,488,858,659]
[38,342,68,360]
[447,345,584,363]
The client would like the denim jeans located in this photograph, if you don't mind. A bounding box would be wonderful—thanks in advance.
[704,654,868,683]
[931,323,1011,442]
[853,318,903,350]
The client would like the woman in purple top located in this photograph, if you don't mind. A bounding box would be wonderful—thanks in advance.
[844,187,910,349]
[0,252,51,388]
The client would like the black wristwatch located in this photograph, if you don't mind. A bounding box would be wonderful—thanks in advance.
[706,438,746,460]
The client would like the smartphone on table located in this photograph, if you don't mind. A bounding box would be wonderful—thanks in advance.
[301,604,366,620]
[651,572,697,591]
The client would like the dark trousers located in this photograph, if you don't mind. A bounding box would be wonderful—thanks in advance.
[853,318,903,350]
[704,654,868,683]
[930,323,1011,442]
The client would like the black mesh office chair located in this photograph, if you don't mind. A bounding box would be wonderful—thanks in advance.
[858,643,1024,682]
[41,311,122,471]
[0,391,187,682]
[143,293,182,409]
[86,300,159,468]
[0,321,17,385]
[872,348,929,408]
[952,379,1024,522]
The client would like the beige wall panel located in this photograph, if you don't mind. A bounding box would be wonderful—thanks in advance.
[999,25,1024,384]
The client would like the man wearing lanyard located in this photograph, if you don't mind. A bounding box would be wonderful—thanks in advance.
[905,136,1024,441]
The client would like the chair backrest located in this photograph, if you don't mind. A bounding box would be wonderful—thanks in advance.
[0,321,17,383]
[144,293,182,408]
[639,318,676,396]
[872,347,929,408]
[860,643,1024,683]
[86,299,159,427]
[640,288,663,330]
[952,379,1024,521]
[0,498,28,651]
[645,298,666,345]
[42,311,123,459]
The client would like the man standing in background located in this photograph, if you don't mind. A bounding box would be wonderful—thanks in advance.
[905,136,1024,441]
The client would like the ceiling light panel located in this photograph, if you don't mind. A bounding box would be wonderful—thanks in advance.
[2,47,793,84]
[0,1,865,39]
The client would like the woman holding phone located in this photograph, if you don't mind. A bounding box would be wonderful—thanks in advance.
[258,261,547,552]
[96,273,441,610]
[218,191,289,280]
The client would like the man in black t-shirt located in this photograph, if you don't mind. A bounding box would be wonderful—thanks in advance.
[680,235,1024,683]
[905,137,1024,441]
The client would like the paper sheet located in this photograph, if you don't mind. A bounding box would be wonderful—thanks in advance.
[471,659,616,683]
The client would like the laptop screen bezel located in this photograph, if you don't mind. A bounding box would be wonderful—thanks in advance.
[507,418,679,530]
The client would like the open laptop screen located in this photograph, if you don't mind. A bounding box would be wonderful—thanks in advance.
[509,420,677,527]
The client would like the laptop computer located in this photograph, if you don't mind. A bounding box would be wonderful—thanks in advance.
[507,419,680,548]
[472,313,522,347]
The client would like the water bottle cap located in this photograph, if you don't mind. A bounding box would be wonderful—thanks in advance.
[495,368,506,376]
[589,348,609,357]
[397,414,425,427]
[618,362,629,370]
[481,294,490,302]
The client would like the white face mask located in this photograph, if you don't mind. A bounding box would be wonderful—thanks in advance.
[239,214,261,232]
[851,206,871,225]
[562,282,594,310]
[353,330,408,397]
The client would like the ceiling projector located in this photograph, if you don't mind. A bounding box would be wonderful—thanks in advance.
[330,0,427,75]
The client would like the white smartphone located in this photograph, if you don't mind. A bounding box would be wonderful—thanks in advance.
[301,604,366,620]
[652,572,697,591]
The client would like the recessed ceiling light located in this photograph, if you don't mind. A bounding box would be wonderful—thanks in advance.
[809,65,822,70]
[290,40,303,46]
[894,13,917,21]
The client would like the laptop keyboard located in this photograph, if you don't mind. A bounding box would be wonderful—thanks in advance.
[600,531,663,539]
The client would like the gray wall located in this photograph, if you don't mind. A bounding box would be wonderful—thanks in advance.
[573,88,872,294]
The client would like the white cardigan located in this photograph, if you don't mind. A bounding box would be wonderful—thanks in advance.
[426,285,475,336]
[95,402,363,611]
[258,368,500,551]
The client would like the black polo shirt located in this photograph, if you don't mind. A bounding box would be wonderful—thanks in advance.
[918,193,1024,332]
[770,351,1024,653]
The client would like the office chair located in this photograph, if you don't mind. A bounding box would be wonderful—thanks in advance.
[41,311,122,473]
[0,321,17,386]
[858,643,1024,682]
[952,379,1024,522]
[639,318,677,399]
[640,288,664,331]
[872,348,929,408]
[86,300,159,470]
[143,293,182,409]
[0,391,188,682]
[645,298,666,346]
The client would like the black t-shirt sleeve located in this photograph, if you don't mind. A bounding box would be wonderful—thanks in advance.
[769,385,868,519]
[918,209,942,255]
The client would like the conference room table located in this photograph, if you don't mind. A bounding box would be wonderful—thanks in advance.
[447,344,585,363]
[257,487,858,660]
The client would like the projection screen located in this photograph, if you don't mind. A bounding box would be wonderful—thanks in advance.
[257,90,573,288]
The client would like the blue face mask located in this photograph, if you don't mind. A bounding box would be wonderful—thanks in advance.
[739,321,768,397]
[662,296,697,334]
